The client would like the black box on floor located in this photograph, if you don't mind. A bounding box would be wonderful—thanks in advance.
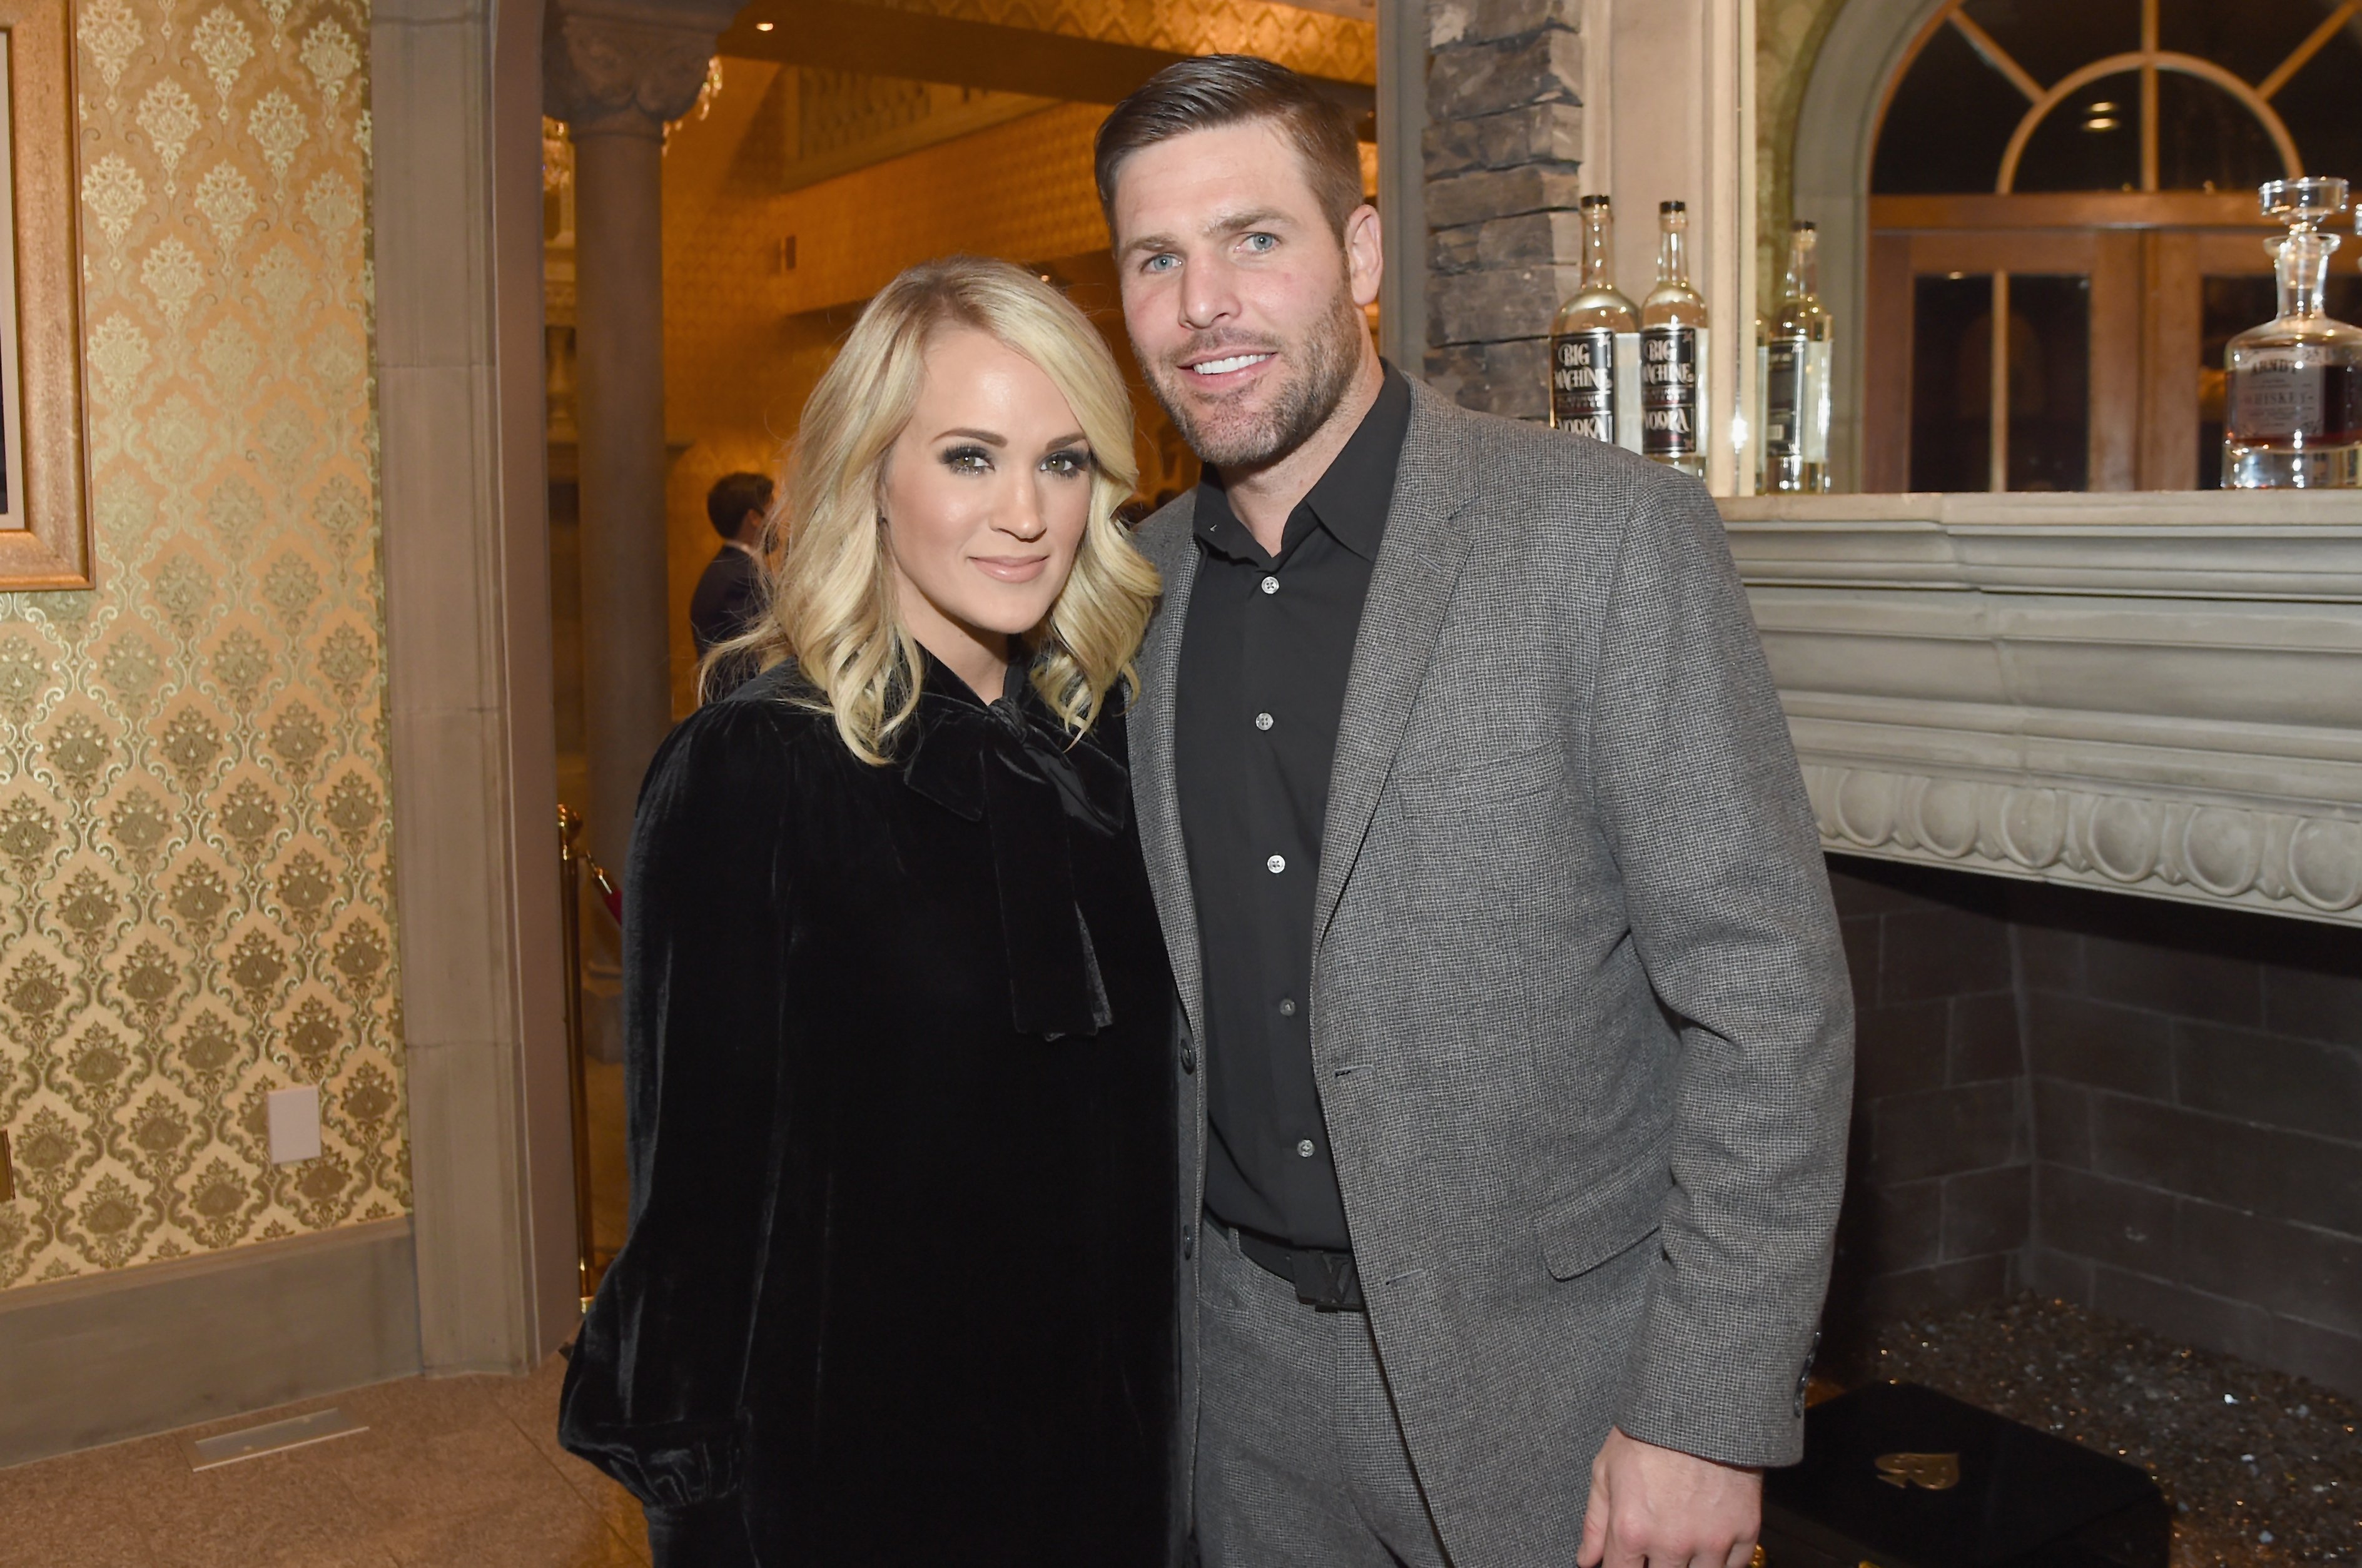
[1761,1381,2169,1568]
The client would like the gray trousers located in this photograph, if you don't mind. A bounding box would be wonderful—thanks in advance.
[1195,1220,1452,1568]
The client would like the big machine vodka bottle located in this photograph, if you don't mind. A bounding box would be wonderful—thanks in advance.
[2223,177,2362,488]
[1761,220,1834,493]
[1548,196,1640,445]
[1640,201,1709,477]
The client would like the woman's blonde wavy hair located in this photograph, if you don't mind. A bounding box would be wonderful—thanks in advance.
[704,256,1161,764]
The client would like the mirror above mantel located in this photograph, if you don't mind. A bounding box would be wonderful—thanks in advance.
[1726,0,2362,922]
[1778,0,2362,500]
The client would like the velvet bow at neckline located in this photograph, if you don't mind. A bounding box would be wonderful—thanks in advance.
[900,659,1128,1039]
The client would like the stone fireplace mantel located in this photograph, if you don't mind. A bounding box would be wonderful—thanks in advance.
[1721,492,2362,926]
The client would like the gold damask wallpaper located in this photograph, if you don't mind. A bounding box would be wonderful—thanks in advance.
[0,0,400,1290]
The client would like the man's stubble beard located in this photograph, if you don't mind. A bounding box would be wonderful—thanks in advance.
[1146,280,1367,472]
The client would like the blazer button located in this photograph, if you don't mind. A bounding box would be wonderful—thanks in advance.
[1180,1046,1197,1074]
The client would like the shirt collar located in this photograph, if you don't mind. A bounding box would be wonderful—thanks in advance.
[1191,361,1412,566]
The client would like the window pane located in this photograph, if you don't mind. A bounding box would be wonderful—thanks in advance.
[2005,275,2091,492]
[1912,275,1996,490]
[1873,24,2025,194]
[2157,0,2328,90]
[2013,71,2142,193]
[1961,0,2141,91]
[2198,272,2362,488]
[2157,71,2289,193]
[2271,33,2362,198]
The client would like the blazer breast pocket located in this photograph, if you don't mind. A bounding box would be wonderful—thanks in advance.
[1533,1175,1667,1282]
[1392,736,1563,822]
[1387,741,1567,931]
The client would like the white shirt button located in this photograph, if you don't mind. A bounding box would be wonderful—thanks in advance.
[1297,1139,1316,1158]
[1260,575,1280,595]
[1254,712,1274,731]
[1278,998,1298,1017]
[1266,854,1286,874]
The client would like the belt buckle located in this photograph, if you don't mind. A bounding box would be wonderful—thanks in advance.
[1292,1248,1365,1312]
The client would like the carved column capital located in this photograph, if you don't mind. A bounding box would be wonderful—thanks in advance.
[543,0,732,138]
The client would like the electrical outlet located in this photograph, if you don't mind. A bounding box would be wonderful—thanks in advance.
[267,1086,321,1165]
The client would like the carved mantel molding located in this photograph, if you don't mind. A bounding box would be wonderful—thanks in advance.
[1721,492,2362,926]
[543,0,737,138]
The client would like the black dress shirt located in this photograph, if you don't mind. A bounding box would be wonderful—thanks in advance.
[1175,365,1411,1253]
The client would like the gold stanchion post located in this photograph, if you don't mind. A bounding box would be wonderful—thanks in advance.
[557,805,602,1311]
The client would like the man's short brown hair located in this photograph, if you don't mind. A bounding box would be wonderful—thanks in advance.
[705,471,775,540]
[1094,55,1366,239]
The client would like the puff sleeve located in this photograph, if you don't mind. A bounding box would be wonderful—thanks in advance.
[558,700,801,1560]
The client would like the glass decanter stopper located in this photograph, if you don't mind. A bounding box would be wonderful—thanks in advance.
[2223,177,2362,489]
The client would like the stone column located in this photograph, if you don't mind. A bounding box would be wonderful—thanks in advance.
[544,0,732,879]
[1421,0,1586,422]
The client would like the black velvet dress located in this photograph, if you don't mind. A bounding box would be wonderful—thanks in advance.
[559,656,1177,1567]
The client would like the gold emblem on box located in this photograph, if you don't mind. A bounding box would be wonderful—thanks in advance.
[1874,1452,1962,1490]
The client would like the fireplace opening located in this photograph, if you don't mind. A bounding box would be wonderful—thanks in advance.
[1818,853,2362,1560]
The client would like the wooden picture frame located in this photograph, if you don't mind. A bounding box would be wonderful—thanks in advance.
[0,0,87,590]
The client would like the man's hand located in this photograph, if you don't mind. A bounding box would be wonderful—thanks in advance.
[1576,1426,1761,1568]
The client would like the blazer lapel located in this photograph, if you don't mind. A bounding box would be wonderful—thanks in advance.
[1128,501,1207,1041]
[1312,381,1480,951]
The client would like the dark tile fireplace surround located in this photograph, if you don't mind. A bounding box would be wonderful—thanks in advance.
[1822,855,2362,1399]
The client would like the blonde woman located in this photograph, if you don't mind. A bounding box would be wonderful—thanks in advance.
[560,258,1173,1567]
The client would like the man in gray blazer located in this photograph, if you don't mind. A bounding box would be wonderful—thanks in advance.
[1098,57,1855,1568]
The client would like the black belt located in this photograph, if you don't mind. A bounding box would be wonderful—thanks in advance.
[1206,1212,1365,1312]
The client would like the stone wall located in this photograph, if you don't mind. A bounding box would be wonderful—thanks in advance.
[1421,0,1584,418]
[1825,856,2362,1399]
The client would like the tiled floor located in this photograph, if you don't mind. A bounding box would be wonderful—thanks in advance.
[0,1353,648,1568]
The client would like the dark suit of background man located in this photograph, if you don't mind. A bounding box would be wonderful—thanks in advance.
[1096,57,1856,1568]
[689,471,773,701]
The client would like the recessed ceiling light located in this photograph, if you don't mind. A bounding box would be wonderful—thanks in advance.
[755,19,774,29]
[2084,116,2119,131]
[2088,100,2119,114]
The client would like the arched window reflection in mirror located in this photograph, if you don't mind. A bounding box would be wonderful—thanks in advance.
[1862,0,2362,491]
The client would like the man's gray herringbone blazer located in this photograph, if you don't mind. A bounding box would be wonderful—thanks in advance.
[1129,378,1855,1567]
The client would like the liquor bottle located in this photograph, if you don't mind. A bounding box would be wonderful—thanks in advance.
[2223,176,2362,488]
[1548,195,1639,445]
[1762,220,1834,493]
[1640,201,1709,477]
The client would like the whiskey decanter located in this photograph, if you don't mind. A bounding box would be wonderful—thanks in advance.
[2223,177,2362,489]
[1548,196,1640,447]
